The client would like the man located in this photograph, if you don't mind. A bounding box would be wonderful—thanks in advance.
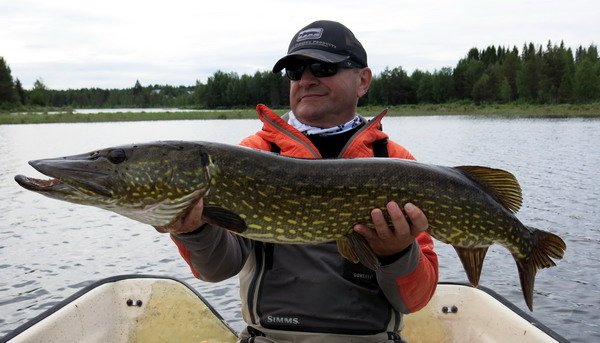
[160,20,438,342]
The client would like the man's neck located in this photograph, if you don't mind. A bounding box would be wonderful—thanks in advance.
[307,123,364,158]
[288,111,361,136]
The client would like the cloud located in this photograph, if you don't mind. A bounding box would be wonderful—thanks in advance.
[1,0,598,89]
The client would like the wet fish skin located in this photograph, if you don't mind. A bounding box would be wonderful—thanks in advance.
[15,142,213,226]
[14,140,566,310]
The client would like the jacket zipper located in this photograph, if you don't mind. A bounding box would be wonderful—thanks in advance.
[247,242,267,324]
[261,111,321,158]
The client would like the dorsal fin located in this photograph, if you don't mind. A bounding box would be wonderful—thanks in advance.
[455,166,523,213]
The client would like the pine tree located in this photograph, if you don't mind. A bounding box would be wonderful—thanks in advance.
[14,78,26,104]
[132,80,149,107]
[29,78,50,106]
[377,67,412,105]
[499,77,512,103]
[539,41,574,103]
[574,59,599,102]
[0,57,18,105]
[517,43,543,102]
[415,71,434,103]
[431,68,454,103]
[472,73,495,103]
[500,48,521,100]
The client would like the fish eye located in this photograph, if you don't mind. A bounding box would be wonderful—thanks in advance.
[107,149,127,164]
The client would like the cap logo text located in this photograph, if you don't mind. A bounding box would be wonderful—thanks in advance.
[297,28,323,42]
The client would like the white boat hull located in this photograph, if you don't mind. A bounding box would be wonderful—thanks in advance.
[403,283,564,342]
[1,275,566,343]
[1,275,237,343]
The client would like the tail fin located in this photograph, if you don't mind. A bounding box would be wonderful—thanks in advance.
[514,228,566,310]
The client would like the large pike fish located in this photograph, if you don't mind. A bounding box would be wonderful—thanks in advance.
[15,141,566,310]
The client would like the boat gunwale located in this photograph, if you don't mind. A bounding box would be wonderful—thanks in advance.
[434,281,569,343]
[0,274,235,342]
[0,275,569,343]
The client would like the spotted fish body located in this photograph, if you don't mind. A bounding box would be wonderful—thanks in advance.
[207,146,519,247]
[15,140,566,310]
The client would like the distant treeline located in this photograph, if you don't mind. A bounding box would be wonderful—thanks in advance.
[1,41,599,110]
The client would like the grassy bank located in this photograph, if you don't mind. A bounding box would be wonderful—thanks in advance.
[1,103,599,125]
[0,109,262,125]
[380,103,600,117]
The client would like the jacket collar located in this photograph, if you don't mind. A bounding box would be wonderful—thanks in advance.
[254,104,390,158]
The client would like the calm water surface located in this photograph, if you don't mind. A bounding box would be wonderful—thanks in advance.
[0,116,598,342]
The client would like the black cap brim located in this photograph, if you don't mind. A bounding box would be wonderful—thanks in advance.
[272,49,350,72]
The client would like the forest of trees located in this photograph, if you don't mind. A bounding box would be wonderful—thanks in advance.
[1,41,599,111]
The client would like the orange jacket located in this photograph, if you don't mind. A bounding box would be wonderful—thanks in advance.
[242,104,415,160]
[172,104,439,333]
[239,104,439,312]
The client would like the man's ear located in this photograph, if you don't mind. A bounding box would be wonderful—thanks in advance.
[357,67,372,98]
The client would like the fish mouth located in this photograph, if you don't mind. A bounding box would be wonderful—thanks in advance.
[15,158,114,198]
[15,174,113,198]
[15,174,64,191]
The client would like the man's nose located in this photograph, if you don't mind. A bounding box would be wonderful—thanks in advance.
[297,67,319,85]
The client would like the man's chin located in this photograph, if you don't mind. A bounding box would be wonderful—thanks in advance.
[292,107,327,126]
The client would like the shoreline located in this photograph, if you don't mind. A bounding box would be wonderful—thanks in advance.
[2,103,600,124]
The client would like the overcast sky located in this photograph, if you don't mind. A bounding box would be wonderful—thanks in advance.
[1,0,598,90]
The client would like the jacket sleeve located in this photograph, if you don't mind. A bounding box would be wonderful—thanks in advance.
[377,139,439,313]
[171,225,254,282]
[170,134,268,282]
[376,232,438,313]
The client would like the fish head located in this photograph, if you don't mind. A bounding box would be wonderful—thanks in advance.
[15,141,214,226]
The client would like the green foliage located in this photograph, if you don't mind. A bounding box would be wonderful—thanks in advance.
[15,79,26,104]
[2,42,599,112]
[369,67,413,105]
[517,44,543,101]
[0,57,18,107]
[410,68,454,104]
[431,68,454,103]
[538,41,575,103]
[472,74,493,103]
[499,77,512,103]
[28,78,50,106]
[413,70,434,103]
[453,58,485,99]
[574,59,600,102]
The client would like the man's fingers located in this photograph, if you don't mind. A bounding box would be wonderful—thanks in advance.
[354,202,429,258]
[404,202,429,235]
[353,223,376,241]
[154,226,168,233]
[154,221,180,234]
[387,201,409,233]
[371,208,394,239]
[370,208,387,227]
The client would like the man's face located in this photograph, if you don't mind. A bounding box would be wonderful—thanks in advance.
[287,59,372,127]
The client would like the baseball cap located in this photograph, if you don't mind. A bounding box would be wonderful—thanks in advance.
[272,20,368,73]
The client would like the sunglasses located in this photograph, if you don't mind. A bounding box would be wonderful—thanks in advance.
[284,60,362,81]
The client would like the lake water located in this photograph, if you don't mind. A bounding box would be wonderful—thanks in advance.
[0,116,598,342]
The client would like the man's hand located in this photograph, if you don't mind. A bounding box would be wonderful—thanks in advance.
[353,202,428,258]
[154,198,205,234]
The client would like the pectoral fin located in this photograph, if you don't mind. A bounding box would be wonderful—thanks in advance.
[337,232,380,271]
[202,206,247,233]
